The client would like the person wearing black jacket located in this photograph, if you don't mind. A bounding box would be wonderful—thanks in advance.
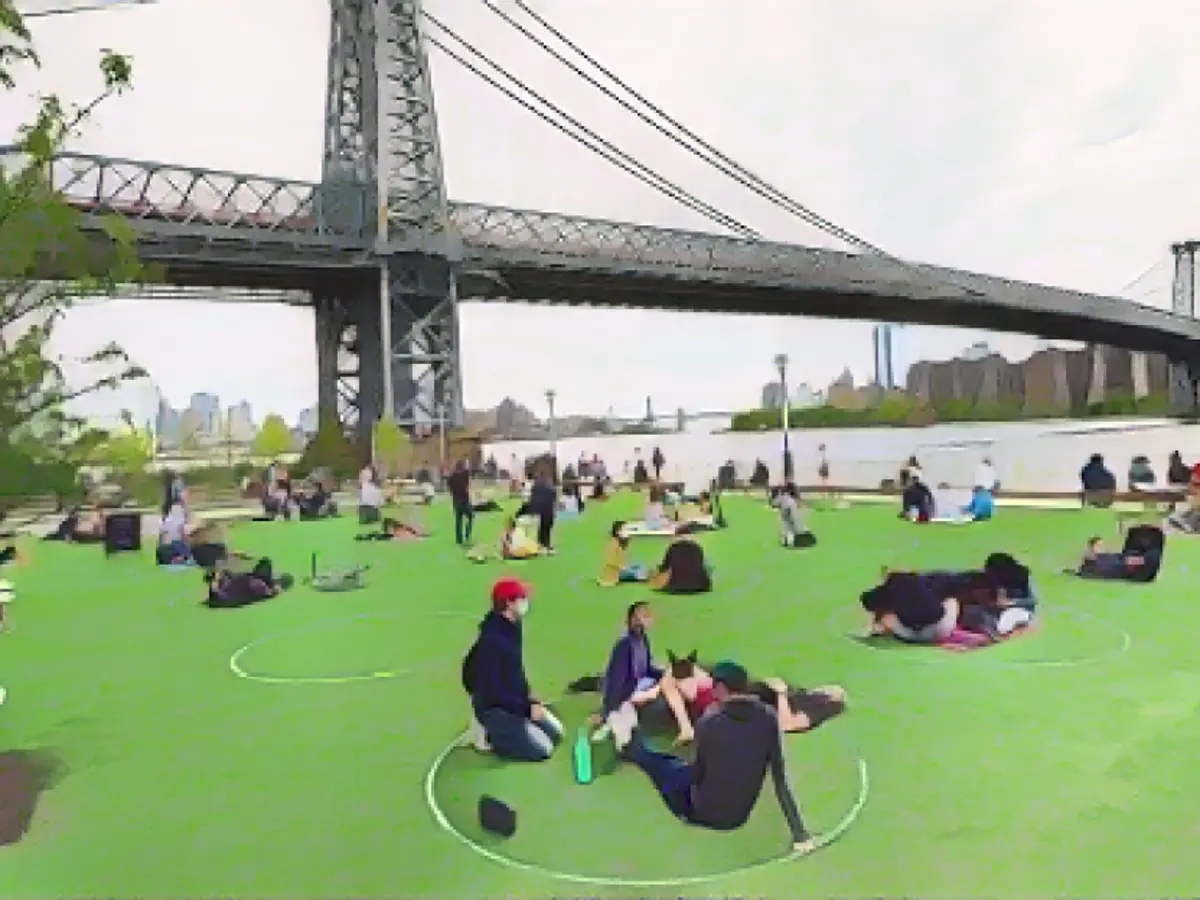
[447,460,474,545]
[620,661,814,855]
[528,474,557,553]
[462,578,562,761]
[900,475,934,522]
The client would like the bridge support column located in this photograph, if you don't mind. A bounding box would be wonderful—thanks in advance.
[1087,345,1107,406]
[1130,351,1150,400]
[1170,240,1198,413]
[314,293,343,427]
[385,255,464,430]
[315,286,384,448]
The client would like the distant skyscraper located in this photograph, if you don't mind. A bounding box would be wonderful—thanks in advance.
[226,401,255,442]
[188,392,220,434]
[872,324,897,389]
[791,383,819,408]
[962,341,991,361]
[760,381,786,409]
[297,406,319,434]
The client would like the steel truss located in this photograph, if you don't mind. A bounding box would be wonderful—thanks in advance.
[1169,241,1200,413]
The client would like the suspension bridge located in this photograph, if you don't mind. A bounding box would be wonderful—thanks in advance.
[11,0,1200,444]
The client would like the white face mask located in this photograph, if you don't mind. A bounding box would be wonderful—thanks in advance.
[514,599,530,617]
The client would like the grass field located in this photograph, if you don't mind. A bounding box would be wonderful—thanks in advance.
[2,495,1200,898]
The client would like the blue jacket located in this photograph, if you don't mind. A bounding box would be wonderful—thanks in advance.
[601,629,663,715]
[965,489,994,520]
[463,611,533,718]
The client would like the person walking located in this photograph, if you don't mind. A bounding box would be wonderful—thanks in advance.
[652,447,666,481]
[447,460,474,546]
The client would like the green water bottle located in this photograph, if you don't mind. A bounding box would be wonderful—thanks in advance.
[572,727,594,785]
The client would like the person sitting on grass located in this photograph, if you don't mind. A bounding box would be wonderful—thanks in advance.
[644,486,672,530]
[860,572,959,644]
[501,517,540,560]
[43,507,105,543]
[462,578,563,761]
[900,474,934,522]
[647,538,712,595]
[591,602,667,740]
[613,660,815,856]
[597,521,649,586]
[204,558,293,608]
[963,486,995,521]
[355,516,428,542]
[156,502,193,565]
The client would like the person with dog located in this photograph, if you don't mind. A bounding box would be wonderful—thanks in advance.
[596,602,664,728]
[462,578,563,761]
[617,660,814,854]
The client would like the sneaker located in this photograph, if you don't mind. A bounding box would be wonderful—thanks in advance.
[467,716,491,752]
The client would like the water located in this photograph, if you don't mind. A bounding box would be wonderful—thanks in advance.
[483,419,1200,492]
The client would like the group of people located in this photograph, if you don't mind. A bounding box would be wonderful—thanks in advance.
[859,555,1037,645]
[461,582,845,854]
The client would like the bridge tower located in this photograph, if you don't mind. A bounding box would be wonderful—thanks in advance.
[1169,240,1199,413]
[314,0,463,446]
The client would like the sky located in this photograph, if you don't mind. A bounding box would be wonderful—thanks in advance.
[6,0,1197,424]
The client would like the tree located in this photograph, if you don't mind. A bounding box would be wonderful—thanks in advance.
[0,4,144,520]
[95,412,152,477]
[299,413,362,479]
[372,414,411,476]
[252,413,293,458]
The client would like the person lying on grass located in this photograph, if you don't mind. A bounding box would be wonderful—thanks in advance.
[597,521,649,586]
[204,558,293,608]
[863,566,1033,643]
[1068,536,1151,579]
[615,660,816,857]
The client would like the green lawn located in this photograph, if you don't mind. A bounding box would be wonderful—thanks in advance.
[2,496,1199,898]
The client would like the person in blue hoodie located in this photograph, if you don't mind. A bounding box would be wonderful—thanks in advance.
[963,486,995,521]
[462,577,563,761]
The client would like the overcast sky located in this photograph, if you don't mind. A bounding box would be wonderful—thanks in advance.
[6,0,1195,423]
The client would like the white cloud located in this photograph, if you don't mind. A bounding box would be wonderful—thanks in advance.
[4,0,1194,420]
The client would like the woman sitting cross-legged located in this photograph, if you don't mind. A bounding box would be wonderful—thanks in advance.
[597,521,649,586]
[647,538,712,594]
[501,517,541,560]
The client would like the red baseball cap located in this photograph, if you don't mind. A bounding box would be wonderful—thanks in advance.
[491,577,530,609]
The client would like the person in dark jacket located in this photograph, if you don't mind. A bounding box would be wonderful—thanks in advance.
[651,447,666,481]
[1080,454,1117,501]
[900,475,934,522]
[647,539,712,594]
[1167,451,1191,487]
[447,460,474,546]
[462,578,562,761]
[620,660,814,855]
[528,473,557,552]
[601,602,664,721]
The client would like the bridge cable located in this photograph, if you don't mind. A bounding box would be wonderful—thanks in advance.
[423,14,759,239]
[492,0,887,257]
[1116,255,1169,297]
[487,0,996,302]
[19,0,154,19]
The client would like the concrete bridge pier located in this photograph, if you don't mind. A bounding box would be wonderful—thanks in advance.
[1086,344,1107,406]
[1130,351,1150,399]
[1170,240,1198,414]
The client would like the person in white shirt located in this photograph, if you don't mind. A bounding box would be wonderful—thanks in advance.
[974,457,999,492]
[157,503,192,564]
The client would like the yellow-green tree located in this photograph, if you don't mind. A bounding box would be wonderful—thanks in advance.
[0,4,144,523]
[96,413,153,476]
[372,414,411,476]
[252,413,293,458]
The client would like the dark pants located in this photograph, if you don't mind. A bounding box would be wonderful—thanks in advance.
[536,511,554,549]
[626,734,694,820]
[454,502,475,545]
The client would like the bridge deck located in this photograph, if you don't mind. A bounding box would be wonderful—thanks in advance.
[9,149,1200,352]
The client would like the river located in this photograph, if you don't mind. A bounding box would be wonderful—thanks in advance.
[482,418,1200,492]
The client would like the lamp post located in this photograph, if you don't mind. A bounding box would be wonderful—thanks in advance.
[545,389,557,471]
[774,353,792,481]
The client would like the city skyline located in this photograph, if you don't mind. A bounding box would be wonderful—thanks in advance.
[17,0,1196,422]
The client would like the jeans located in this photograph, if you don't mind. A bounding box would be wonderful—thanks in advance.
[536,512,554,549]
[454,503,475,545]
[625,734,694,819]
[476,703,564,762]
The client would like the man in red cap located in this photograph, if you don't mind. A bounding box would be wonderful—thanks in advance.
[461,577,562,761]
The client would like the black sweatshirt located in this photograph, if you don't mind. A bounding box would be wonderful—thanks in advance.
[689,697,808,842]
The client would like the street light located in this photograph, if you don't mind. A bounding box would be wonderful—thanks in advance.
[774,354,792,481]
[545,389,557,469]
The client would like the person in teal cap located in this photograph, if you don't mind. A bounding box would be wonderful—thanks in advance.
[616,659,815,855]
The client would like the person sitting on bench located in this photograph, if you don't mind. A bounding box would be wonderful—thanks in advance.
[616,661,814,856]
[597,521,648,585]
[647,538,712,594]
[1080,454,1117,506]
